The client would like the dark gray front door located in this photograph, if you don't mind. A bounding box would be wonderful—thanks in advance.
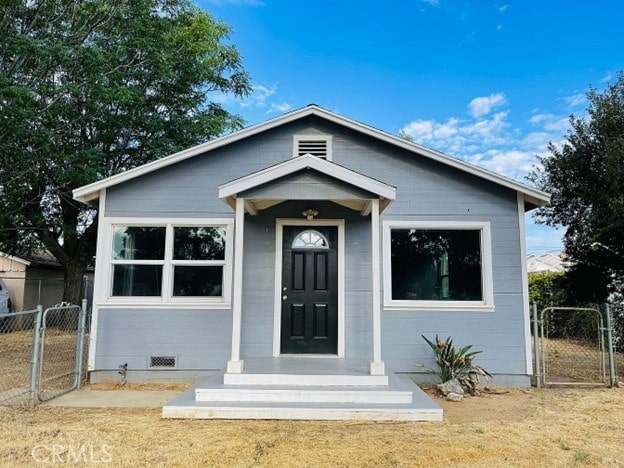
[281,226,338,354]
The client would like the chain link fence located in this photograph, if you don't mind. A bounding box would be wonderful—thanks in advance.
[38,304,88,402]
[532,303,619,387]
[0,276,91,407]
[0,308,41,406]
[611,302,624,381]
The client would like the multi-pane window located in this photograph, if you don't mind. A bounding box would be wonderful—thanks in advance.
[110,224,230,301]
[383,222,493,309]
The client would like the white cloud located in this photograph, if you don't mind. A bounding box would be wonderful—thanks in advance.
[400,111,512,157]
[240,83,277,108]
[601,72,614,83]
[529,113,569,133]
[269,102,292,113]
[468,149,535,180]
[562,93,586,108]
[499,4,509,12]
[468,92,507,118]
[400,94,572,181]
[421,0,440,5]
[211,82,293,115]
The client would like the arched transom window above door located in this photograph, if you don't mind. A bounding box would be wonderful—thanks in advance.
[291,230,330,249]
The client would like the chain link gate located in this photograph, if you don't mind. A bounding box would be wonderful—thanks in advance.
[0,308,41,406]
[533,305,616,387]
[37,303,88,402]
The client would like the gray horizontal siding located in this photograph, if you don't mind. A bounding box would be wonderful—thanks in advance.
[240,170,374,200]
[95,309,231,370]
[97,116,528,377]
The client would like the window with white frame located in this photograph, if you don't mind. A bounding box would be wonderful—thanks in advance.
[383,221,493,310]
[110,222,232,302]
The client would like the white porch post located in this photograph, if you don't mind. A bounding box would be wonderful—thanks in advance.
[227,197,245,373]
[369,198,385,375]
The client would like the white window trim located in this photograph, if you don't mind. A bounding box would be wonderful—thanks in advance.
[100,217,234,308]
[382,220,494,312]
[292,134,333,160]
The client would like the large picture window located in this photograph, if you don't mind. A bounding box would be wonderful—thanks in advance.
[109,221,233,304]
[383,221,493,310]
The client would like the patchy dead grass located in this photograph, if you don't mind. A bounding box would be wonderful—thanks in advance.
[85,382,192,392]
[1,386,623,467]
[0,329,36,393]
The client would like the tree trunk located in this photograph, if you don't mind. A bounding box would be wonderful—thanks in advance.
[63,259,88,305]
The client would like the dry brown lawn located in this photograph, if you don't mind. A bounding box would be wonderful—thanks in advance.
[1,386,624,467]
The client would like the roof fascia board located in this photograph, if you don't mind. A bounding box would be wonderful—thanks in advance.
[218,154,396,201]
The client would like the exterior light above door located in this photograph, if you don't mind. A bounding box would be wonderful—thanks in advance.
[302,209,319,221]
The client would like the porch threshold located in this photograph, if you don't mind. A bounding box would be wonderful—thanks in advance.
[223,357,388,386]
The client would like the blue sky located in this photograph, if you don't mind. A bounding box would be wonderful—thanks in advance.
[198,0,624,253]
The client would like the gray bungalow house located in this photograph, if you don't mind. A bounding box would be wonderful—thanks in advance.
[73,105,549,420]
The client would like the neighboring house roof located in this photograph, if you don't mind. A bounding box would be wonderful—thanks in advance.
[0,252,31,267]
[527,252,566,273]
[0,251,66,270]
[73,104,550,209]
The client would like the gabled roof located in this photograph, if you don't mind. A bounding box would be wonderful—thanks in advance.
[0,252,31,267]
[218,154,396,215]
[73,104,550,208]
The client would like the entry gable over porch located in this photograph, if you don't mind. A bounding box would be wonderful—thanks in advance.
[218,154,396,215]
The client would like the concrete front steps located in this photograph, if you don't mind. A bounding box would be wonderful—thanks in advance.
[162,358,442,421]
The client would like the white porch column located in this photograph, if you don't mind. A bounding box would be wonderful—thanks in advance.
[227,197,245,373]
[369,198,385,375]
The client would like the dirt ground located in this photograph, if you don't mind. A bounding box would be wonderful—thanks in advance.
[1,385,623,467]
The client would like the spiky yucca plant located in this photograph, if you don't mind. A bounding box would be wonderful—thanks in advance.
[419,335,492,395]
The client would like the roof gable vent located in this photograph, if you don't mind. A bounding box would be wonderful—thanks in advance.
[294,135,332,160]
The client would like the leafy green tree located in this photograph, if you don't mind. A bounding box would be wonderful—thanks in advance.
[0,0,250,303]
[530,72,624,302]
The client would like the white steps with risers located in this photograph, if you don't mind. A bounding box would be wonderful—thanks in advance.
[163,358,442,421]
[196,373,411,404]
[222,372,388,387]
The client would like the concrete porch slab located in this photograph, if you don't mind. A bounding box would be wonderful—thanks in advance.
[223,357,389,386]
[163,372,442,421]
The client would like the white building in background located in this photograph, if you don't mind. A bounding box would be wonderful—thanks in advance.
[527,252,566,273]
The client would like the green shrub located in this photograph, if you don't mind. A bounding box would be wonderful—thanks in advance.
[418,335,491,395]
[528,271,567,307]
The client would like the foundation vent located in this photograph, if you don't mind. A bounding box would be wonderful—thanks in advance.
[149,356,176,368]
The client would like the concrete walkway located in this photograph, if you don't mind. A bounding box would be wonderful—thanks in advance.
[44,390,180,408]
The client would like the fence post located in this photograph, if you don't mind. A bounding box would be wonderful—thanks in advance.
[74,299,88,389]
[532,302,542,388]
[605,303,618,387]
[28,305,43,408]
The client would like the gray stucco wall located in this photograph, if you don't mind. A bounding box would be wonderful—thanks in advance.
[96,116,528,379]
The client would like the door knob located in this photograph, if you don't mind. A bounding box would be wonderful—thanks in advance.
[282,295,288,300]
